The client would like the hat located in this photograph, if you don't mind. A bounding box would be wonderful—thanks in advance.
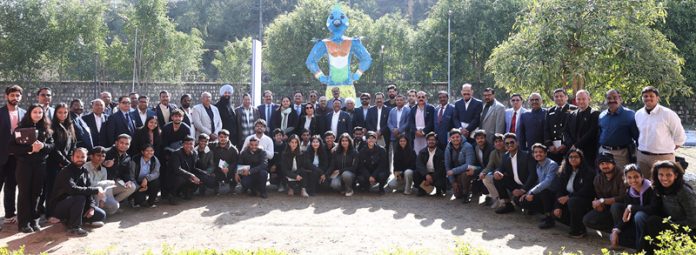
[366,131,377,139]
[425,131,437,140]
[597,152,615,164]
[219,84,234,96]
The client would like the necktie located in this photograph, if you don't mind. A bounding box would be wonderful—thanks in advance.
[438,107,444,124]
[125,112,134,133]
[266,105,271,122]
[510,111,517,133]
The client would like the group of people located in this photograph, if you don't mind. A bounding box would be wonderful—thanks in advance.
[0,82,692,253]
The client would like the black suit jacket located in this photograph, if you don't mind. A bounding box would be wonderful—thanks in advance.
[153,103,178,128]
[408,104,435,142]
[0,106,25,165]
[83,112,110,148]
[257,103,278,131]
[365,105,390,137]
[564,107,600,161]
[297,115,324,136]
[500,150,536,191]
[271,108,299,135]
[352,106,370,130]
[105,111,136,146]
[325,111,353,136]
[130,109,156,128]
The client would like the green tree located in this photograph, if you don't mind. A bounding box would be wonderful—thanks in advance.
[658,0,696,92]
[263,0,372,84]
[0,0,54,81]
[486,0,690,102]
[411,0,523,89]
[212,37,252,83]
[363,13,415,83]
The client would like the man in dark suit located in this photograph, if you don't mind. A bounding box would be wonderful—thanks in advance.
[154,90,178,128]
[544,88,577,163]
[1,85,25,225]
[564,90,599,164]
[325,99,352,137]
[292,91,305,119]
[492,133,536,214]
[258,90,277,134]
[408,91,435,152]
[216,85,238,146]
[453,84,483,143]
[433,91,455,150]
[130,95,156,128]
[105,96,136,145]
[83,99,110,148]
[353,93,371,130]
[365,92,390,150]
[69,99,93,150]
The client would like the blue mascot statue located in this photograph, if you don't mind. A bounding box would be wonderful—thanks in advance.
[305,4,372,101]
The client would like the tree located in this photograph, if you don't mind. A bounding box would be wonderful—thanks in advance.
[212,37,252,83]
[658,0,696,92]
[411,0,523,88]
[0,0,54,81]
[363,13,415,83]
[263,0,372,84]
[486,0,690,102]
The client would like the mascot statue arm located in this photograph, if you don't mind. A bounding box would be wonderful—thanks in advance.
[306,41,331,85]
[350,37,372,83]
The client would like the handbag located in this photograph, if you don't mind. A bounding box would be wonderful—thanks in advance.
[14,127,38,145]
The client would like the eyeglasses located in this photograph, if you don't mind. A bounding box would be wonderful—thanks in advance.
[510,99,521,102]
[40,94,52,97]
[120,101,129,104]
[417,96,426,99]
[505,141,516,145]
[305,106,313,109]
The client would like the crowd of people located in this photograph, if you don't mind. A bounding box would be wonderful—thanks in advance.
[0,82,692,253]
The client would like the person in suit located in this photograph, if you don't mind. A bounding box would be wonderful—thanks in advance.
[409,91,435,153]
[387,95,410,150]
[325,99,352,137]
[179,94,194,133]
[342,98,357,121]
[9,104,54,233]
[167,136,206,204]
[130,95,156,128]
[365,92,390,150]
[280,135,309,197]
[564,90,600,165]
[356,131,389,195]
[544,89,578,163]
[297,102,323,137]
[191,92,223,141]
[330,87,345,108]
[453,84,483,143]
[83,99,109,148]
[216,85,239,147]
[100,91,118,116]
[479,88,507,145]
[384,84,398,108]
[37,87,55,120]
[69,99,93,150]
[154,90,178,129]
[315,96,330,118]
[517,93,547,151]
[415,132,447,197]
[236,93,260,143]
[353,93,371,130]
[292,91,305,119]
[505,93,528,134]
[44,103,77,217]
[272,96,299,136]
[433,91,455,150]
[237,136,270,199]
[129,92,140,111]
[493,133,536,214]
[0,85,25,226]
[258,90,278,133]
[105,96,136,145]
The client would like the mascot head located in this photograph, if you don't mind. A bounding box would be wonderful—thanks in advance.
[326,4,349,37]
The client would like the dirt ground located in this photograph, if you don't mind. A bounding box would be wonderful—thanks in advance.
[1,147,694,255]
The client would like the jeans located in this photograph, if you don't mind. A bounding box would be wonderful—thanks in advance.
[583,208,613,232]
[53,195,106,229]
[0,156,17,218]
[241,169,268,195]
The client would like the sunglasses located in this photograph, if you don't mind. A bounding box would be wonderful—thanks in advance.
[505,141,516,145]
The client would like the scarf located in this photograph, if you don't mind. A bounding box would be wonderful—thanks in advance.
[281,107,292,130]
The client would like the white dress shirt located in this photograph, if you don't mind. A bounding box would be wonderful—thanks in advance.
[511,152,523,185]
[635,104,686,154]
[331,111,340,135]
[94,113,104,132]
[376,107,382,132]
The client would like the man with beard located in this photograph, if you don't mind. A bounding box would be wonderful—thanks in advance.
[179,94,194,136]
[598,90,639,170]
[154,90,178,128]
[161,110,193,199]
[49,148,106,236]
[236,93,260,145]
[70,99,93,153]
[0,85,25,227]
[216,84,239,147]
[384,84,398,108]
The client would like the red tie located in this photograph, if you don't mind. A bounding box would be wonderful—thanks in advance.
[438,107,444,124]
[510,111,517,133]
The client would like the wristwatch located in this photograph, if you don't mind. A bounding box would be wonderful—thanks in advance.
[599,198,605,204]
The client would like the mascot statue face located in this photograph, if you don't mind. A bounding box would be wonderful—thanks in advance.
[326,6,349,37]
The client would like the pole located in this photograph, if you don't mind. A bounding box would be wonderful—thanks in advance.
[131,28,138,93]
[447,10,452,99]
[259,0,263,42]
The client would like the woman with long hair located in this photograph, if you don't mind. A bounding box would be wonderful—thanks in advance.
[330,133,357,196]
[389,135,416,195]
[552,148,596,238]
[271,97,298,135]
[302,135,328,195]
[609,164,657,250]
[9,104,54,233]
[281,135,308,197]
[132,116,162,157]
[44,103,76,216]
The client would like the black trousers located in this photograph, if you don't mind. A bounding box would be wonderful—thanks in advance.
[582,207,613,232]
[519,189,555,214]
[15,160,46,228]
[194,172,218,191]
[555,196,592,233]
[494,176,523,200]
[413,171,446,194]
[301,169,322,195]
[40,161,62,216]
[159,153,171,197]
[214,168,236,186]
[53,195,106,229]
[168,174,198,196]
[133,178,161,204]
[0,155,17,218]
[356,170,388,192]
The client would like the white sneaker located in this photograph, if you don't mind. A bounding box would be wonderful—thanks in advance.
[345,190,354,197]
[301,188,309,197]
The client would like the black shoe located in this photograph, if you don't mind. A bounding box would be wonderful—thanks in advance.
[138,201,151,208]
[461,195,472,204]
[30,223,41,232]
[67,227,89,237]
[378,189,385,195]
[481,197,494,206]
[20,226,34,233]
[538,216,555,229]
[168,197,179,205]
[568,230,587,238]
[183,191,193,200]
[495,203,515,214]
[260,192,268,199]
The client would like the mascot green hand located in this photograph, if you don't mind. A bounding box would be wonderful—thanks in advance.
[305,4,372,100]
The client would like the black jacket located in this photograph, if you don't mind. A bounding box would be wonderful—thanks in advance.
[281,151,303,179]
[153,103,178,128]
[48,164,99,216]
[297,115,324,137]
[357,145,388,177]
[129,154,161,182]
[238,149,268,175]
[9,122,55,164]
[271,107,299,135]
[302,148,329,176]
[544,104,577,146]
[554,164,596,208]
[131,126,162,157]
[216,98,238,146]
[104,147,133,182]
[416,147,447,188]
[82,112,109,148]
[169,149,205,178]
[499,150,536,191]
[330,148,357,174]
[564,107,600,160]
[49,123,76,169]
[393,145,416,173]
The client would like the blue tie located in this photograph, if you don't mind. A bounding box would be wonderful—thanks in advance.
[125,112,134,133]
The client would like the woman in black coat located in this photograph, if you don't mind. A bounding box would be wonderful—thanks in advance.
[9,104,54,233]
[552,148,596,238]
[329,133,357,196]
[301,135,328,195]
[131,116,162,157]
[271,97,298,135]
[297,103,324,137]
[391,135,417,194]
[44,103,76,216]
[280,135,308,197]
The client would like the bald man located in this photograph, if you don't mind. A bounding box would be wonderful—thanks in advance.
[192,92,223,141]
